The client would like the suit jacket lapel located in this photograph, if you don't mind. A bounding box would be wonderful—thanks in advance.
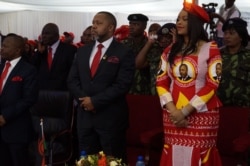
[1,59,23,94]
[51,42,63,69]
[77,43,94,77]
[94,40,117,75]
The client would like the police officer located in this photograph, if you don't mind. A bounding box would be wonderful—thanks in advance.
[121,13,152,95]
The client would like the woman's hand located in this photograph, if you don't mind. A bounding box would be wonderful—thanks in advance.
[175,119,188,128]
[169,109,185,122]
[169,109,188,127]
[170,28,177,44]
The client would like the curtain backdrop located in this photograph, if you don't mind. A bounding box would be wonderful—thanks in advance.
[0,10,249,42]
[0,11,173,41]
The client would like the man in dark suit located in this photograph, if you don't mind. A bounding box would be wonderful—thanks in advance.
[0,34,38,166]
[31,23,77,91]
[67,11,135,163]
[30,23,77,165]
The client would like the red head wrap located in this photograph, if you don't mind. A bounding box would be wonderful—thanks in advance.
[183,2,210,23]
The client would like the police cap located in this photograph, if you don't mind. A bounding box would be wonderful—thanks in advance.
[222,17,248,31]
[127,13,149,22]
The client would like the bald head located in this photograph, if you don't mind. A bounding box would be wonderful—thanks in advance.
[41,23,60,46]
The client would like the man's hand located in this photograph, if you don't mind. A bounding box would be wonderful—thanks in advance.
[79,97,95,111]
[0,115,6,126]
[37,42,46,53]
[148,31,158,44]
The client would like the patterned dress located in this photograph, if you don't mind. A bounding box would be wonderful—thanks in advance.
[156,42,222,166]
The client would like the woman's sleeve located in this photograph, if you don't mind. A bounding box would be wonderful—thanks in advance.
[190,42,222,112]
[156,47,173,108]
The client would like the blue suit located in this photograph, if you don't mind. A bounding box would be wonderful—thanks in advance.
[0,58,38,166]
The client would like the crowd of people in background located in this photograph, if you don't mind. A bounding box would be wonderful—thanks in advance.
[0,0,250,165]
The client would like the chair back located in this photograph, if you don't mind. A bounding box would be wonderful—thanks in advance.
[31,90,74,135]
[30,90,75,165]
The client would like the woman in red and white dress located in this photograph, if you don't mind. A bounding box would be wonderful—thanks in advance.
[156,2,222,166]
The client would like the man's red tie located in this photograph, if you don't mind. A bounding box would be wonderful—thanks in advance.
[0,62,11,94]
[47,47,52,69]
[91,44,103,77]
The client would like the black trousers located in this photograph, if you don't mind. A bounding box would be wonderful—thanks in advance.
[77,111,127,163]
[0,139,29,166]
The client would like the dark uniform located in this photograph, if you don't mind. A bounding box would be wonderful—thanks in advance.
[147,42,163,95]
[217,47,250,107]
[217,18,250,107]
[121,14,162,95]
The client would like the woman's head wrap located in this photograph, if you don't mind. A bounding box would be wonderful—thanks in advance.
[183,2,210,23]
